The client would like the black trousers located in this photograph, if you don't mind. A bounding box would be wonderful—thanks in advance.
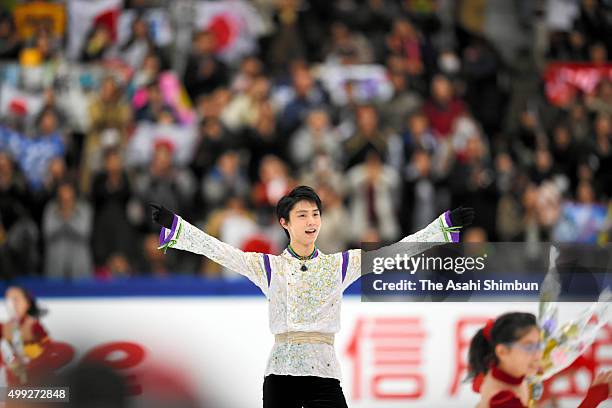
[263,374,349,408]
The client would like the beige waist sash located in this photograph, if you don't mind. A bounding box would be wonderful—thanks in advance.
[274,331,335,346]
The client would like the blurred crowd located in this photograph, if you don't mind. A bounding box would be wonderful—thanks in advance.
[0,0,611,280]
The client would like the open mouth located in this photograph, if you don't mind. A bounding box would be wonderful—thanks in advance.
[305,229,317,235]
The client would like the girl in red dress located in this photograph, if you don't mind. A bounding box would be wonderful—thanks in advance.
[0,286,51,385]
[468,312,611,408]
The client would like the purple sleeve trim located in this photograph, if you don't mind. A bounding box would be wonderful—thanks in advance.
[444,210,453,227]
[444,210,460,243]
[450,231,460,243]
[159,214,178,246]
[341,251,349,282]
[263,254,272,287]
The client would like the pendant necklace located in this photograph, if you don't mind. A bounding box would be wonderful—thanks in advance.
[287,245,318,271]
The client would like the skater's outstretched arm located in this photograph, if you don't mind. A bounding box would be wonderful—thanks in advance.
[150,203,270,296]
[341,207,474,291]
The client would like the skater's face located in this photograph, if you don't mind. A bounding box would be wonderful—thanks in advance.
[280,200,321,248]
[496,326,542,376]
[5,287,30,320]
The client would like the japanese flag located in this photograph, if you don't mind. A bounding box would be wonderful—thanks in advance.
[195,0,265,64]
[0,84,44,119]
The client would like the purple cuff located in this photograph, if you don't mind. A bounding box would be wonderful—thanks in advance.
[159,214,178,246]
[444,210,460,243]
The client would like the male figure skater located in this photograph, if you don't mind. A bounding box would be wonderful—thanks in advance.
[151,185,474,407]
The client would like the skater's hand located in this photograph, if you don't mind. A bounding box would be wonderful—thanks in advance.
[449,206,475,228]
[149,203,174,229]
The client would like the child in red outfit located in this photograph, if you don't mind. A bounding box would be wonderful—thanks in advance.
[468,312,610,407]
[0,286,51,385]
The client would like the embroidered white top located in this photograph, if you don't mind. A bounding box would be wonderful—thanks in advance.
[158,211,459,380]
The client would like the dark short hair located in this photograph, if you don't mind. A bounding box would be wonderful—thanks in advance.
[276,186,322,239]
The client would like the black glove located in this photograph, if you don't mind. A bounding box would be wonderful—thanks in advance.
[149,203,174,229]
[449,206,475,228]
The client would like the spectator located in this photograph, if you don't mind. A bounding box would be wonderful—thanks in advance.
[588,41,608,65]
[42,181,93,279]
[384,18,430,79]
[278,64,329,135]
[378,70,422,133]
[400,148,439,234]
[83,76,131,193]
[347,149,400,243]
[510,108,543,167]
[576,179,596,204]
[131,53,162,91]
[566,102,592,145]
[289,109,342,172]
[184,30,228,101]
[230,56,263,93]
[37,107,69,156]
[387,19,425,73]
[190,116,232,181]
[264,0,324,74]
[462,226,489,243]
[222,76,271,132]
[243,101,285,182]
[91,148,134,274]
[401,111,438,160]
[19,31,56,67]
[133,141,196,230]
[448,135,498,239]
[30,156,67,228]
[344,104,393,169]
[338,0,396,63]
[529,147,555,186]
[119,17,158,69]
[299,152,346,200]
[586,80,612,117]
[334,80,360,139]
[201,196,260,279]
[422,74,466,139]
[0,13,21,59]
[548,28,589,61]
[576,0,612,53]
[521,179,567,246]
[0,152,39,278]
[1,111,65,193]
[495,152,527,241]
[324,21,373,65]
[550,123,579,191]
[591,113,612,199]
[252,155,293,210]
[314,182,351,254]
[202,150,250,209]
[140,233,171,276]
[462,37,505,136]
[135,81,176,123]
[195,87,231,123]
[38,89,68,135]
[399,0,441,37]
[80,23,113,62]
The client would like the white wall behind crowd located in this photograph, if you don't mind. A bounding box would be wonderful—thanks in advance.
[1,299,609,408]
